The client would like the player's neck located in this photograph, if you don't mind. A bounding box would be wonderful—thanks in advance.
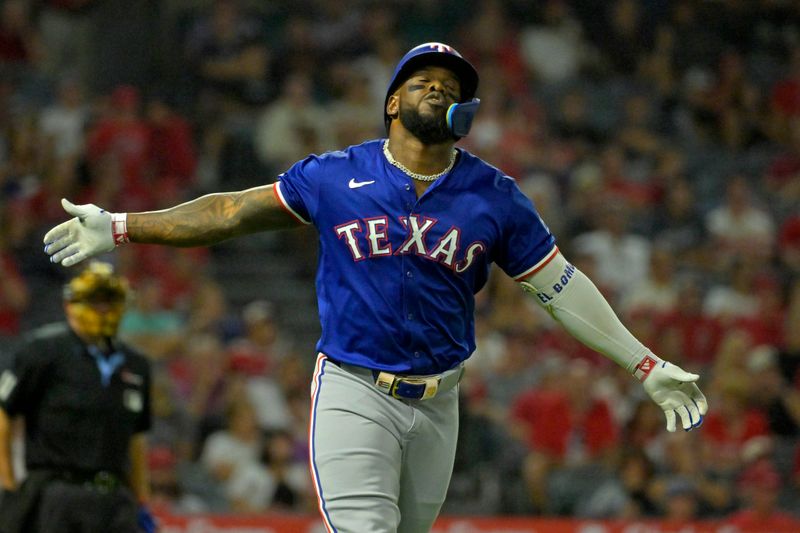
[386,131,455,176]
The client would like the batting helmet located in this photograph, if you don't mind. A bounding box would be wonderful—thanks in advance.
[384,42,480,138]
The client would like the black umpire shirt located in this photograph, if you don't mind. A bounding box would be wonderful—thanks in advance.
[0,323,152,477]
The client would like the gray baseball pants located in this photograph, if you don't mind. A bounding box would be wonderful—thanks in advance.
[308,354,460,533]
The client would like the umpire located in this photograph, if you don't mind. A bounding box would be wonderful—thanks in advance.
[0,261,156,533]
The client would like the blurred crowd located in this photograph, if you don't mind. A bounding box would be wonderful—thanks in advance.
[2,0,800,526]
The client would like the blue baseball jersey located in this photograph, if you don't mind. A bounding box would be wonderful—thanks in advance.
[275,139,556,375]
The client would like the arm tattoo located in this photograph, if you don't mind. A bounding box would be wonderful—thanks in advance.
[126,184,298,246]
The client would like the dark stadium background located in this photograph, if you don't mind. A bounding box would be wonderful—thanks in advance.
[1,0,799,530]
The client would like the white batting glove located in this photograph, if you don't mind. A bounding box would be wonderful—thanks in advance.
[43,199,128,267]
[634,355,708,432]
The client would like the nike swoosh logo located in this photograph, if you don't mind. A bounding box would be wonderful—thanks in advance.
[349,178,376,189]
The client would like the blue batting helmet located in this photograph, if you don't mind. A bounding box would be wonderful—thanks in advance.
[384,42,480,137]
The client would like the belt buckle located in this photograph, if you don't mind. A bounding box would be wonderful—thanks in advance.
[375,371,441,400]
[393,376,440,400]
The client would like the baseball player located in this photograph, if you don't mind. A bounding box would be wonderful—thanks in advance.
[42,43,707,533]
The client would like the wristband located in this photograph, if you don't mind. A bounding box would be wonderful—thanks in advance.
[633,354,662,382]
[111,213,129,245]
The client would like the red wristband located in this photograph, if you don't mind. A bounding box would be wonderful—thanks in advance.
[111,213,129,245]
[633,355,660,382]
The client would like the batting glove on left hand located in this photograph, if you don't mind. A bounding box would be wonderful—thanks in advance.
[43,199,126,267]
[635,355,708,432]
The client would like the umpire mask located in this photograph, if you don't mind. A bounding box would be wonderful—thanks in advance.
[64,261,130,339]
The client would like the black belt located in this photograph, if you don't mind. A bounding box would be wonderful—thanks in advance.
[37,469,124,493]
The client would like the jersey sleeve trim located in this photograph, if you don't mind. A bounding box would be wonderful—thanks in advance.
[273,181,311,225]
[512,245,559,281]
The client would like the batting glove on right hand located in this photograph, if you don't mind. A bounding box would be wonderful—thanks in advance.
[635,355,708,432]
[43,199,125,267]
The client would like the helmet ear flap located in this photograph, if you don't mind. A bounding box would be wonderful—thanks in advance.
[446,98,481,138]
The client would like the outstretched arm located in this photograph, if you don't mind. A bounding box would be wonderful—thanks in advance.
[518,249,708,432]
[127,185,297,245]
[44,184,299,266]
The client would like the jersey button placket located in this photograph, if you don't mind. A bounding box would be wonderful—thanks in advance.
[405,266,414,321]
[401,257,417,357]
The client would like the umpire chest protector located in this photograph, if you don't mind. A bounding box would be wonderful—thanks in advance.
[0,323,151,476]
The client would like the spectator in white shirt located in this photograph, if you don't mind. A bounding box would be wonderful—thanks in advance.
[573,202,651,303]
[199,396,263,508]
[705,175,775,268]
[38,76,89,160]
[226,429,311,513]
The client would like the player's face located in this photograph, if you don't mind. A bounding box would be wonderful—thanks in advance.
[398,66,461,144]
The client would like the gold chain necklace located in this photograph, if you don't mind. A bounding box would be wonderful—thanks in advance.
[383,140,456,182]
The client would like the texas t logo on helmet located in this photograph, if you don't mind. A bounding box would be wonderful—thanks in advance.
[384,42,481,138]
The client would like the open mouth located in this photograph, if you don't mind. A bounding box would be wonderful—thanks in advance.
[423,95,446,108]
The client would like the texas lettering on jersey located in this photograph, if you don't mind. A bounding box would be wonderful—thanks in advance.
[274,140,556,373]
[334,214,485,273]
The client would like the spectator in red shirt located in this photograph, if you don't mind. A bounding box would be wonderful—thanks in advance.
[653,276,723,368]
[778,214,800,275]
[86,85,153,211]
[731,273,787,347]
[0,213,29,337]
[510,359,619,513]
[725,460,798,533]
[117,245,210,313]
[598,143,658,212]
[146,93,198,206]
[700,372,770,476]
[770,44,800,127]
